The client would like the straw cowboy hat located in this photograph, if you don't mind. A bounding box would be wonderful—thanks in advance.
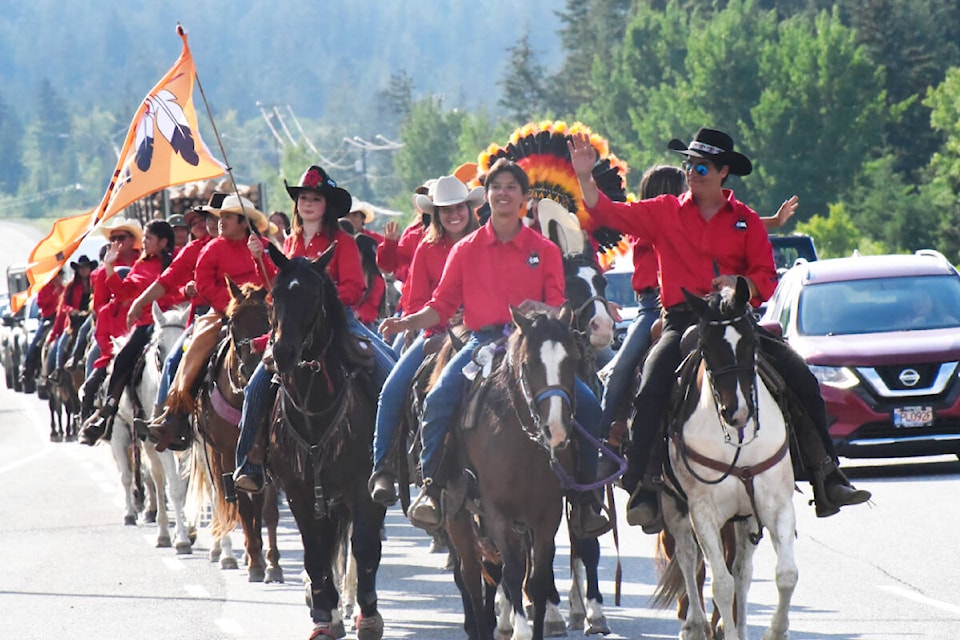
[349,201,376,224]
[98,216,144,243]
[209,194,276,235]
[284,165,352,218]
[537,198,585,256]
[414,175,485,216]
[667,127,752,176]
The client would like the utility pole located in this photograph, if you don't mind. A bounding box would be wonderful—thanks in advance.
[342,135,404,203]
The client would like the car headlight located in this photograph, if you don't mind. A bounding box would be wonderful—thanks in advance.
[808,365,859,389]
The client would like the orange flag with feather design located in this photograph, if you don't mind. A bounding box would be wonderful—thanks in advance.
[14,24,225,313]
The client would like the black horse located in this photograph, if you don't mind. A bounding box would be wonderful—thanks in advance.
[265,243,386,640]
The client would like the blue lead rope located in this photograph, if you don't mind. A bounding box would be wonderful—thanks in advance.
[551,418,627,492]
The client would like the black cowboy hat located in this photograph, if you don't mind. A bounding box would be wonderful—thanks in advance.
[667,127,752,176]
[284,165,352,218]
[70,255,98,271]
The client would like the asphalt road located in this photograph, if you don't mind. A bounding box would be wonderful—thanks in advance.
[1,220,959,639]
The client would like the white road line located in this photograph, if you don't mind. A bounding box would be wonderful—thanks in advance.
[215,618,244,635]
[161,557,184,572]
[0,448,49,475]
[185,584,211,599]
[881,585,960,615]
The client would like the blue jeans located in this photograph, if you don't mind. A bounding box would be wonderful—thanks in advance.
[419,329,601,483]
[69,315,93,364]
[372,333,426,472]
[235,315,397,474]
[599,290,661,437]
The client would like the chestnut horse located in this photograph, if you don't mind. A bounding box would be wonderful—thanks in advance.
[193,279,283,583]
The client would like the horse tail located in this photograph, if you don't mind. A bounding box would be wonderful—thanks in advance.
[650,531,686,611]
[184,441,211,530]
[206,448,240,542]
[183,440,240,538]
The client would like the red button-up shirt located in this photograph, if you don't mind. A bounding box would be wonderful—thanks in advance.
[629,236,659,292]
[586,190,777,308]
[427,222,565,331]
[158,234,213,306]
[36,277,64,318]
[377,221,424,312]
[106,255,180,326]
[196,236,277,314]
[354,273,385,325]
[283,228,365,307]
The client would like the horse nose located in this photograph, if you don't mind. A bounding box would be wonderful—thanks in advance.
[272,342,295,368]
[589,315,614,348]
[721,403,747,427]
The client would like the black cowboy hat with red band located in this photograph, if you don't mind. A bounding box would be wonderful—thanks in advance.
[70,255,98,271]
[284,165,352,218]
[667,127,752,176]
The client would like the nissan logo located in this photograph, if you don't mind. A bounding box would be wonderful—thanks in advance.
[898,368,921,387]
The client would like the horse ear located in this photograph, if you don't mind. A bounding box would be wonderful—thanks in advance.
[313,241,336,274]
[225,274,243,301]
[266,241,288,270]
[734,276,752,307]
[151,301,163,327]
[509,305,533,335]
[558,302,575,328]
[682,288,709,317]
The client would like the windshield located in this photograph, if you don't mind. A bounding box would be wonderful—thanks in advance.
[798,275,960,336]
[604,271,635,308]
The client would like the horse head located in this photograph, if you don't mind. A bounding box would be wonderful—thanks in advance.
[563,252,614,349]
[265,242,345,373]
[151,302,190,363]
[683,277,758,430]
[224,276,271,382]
[507,304,580,456]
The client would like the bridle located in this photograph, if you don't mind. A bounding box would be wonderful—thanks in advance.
[511,347,576,451]
[700,310,760,447]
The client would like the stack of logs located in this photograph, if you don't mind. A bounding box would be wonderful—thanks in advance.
[131,178,261,222]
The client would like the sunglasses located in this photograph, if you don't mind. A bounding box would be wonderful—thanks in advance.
[109,234,131,242]
[682,160,712,177]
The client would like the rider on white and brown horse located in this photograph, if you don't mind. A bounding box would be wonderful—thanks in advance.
[570,127,871,532]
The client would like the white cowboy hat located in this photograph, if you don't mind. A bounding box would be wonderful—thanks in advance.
[209,194,277,235]
[415,175,485,216]
[348,201,376,224]
[538,198,585,256]
[98,216,144,243]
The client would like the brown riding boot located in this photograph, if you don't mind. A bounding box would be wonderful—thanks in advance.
[368,469,398,507]
[148,410,192,452]
[409,479,441,529]
[569,491,612,538]
[810,460,871,518]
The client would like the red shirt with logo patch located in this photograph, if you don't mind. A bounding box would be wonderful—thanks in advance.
[586,190,776,309]
[427,222,565,331]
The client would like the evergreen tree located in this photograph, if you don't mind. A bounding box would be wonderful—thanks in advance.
[19,78,77,216]
[497,29,548,124]
[394,97,466,196]
[0,92,24,194]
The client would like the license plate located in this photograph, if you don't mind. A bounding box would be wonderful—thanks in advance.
[893,406,934,428]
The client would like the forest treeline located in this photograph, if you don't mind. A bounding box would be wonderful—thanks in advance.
[2,0,960,261]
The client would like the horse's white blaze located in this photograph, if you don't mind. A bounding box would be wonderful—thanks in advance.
[723,325,750,426]
[540,340,568,449]
[287,277,299,290]
[576,266,614,348]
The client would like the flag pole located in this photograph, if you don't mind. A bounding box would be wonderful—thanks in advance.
[180,23,274,286]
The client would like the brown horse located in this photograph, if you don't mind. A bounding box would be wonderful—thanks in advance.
[265,244,386,640]
[443,305,580,640]
[45,311,89,441]
[193,279,283,583]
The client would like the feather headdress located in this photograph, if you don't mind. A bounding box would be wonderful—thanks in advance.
[478,121,630,264]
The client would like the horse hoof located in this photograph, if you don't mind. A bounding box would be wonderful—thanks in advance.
[544,620,568,637]
[248,566,266,582]
[265,566,284,584]
[585,617,611,636]
[356,612,384,640]
[156,535,172,548]
[123,515,137,526]
[567,612,584,630]
[144,510,157,524]
[220,556,239,570]
[175,542,193,555]
[49,433,61,442]
[309,622,344,639]
[209,549,221,563]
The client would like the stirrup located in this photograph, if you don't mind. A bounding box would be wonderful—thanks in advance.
[409,484,441,530]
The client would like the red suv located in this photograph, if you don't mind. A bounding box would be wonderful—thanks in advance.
[759,250,960,459]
